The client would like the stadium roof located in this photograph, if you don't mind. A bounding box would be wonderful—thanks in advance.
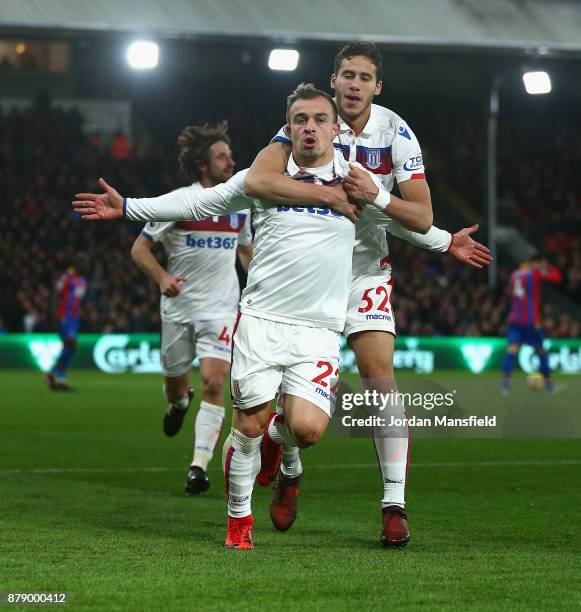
[1,0,581,53]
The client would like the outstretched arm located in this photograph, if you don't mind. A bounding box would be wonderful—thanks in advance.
[244,142,360,221]
[388,221,492,269]
[73,171,251,222]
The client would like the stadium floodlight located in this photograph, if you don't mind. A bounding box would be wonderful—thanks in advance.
[127,41,159,70]
[522,71,551,95]
[487,68,552,289]
[268,49,299,71]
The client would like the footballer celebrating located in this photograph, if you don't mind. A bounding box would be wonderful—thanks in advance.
[74,85,358,549]
[73,84,470,549]
[130,122,253,495]
[244,42,491,547]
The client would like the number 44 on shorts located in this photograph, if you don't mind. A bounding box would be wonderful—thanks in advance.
[218,326,231,346]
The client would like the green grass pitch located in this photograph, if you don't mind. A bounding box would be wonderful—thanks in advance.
[1,370,580,610]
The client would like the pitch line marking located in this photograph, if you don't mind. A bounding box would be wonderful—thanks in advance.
[0,459,580,476]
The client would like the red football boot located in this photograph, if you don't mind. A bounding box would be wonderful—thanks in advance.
[380,505,410,548]
[225,515,254,549]
[256,412,282,487]
[236,524,254,550]
[270,473,301,532]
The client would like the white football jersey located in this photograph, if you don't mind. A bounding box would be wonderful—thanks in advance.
[273,103,437,277]
[140,182,252,324]
[125,151,356,332]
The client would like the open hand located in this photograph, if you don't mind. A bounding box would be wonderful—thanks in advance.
[72,178,124,220]
[449,224,492,268]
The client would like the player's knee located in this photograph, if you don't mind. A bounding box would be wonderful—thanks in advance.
[292,422,325,448]
[356,356,393,380]
[201,374,224,398]
[295,429,322,448]
[364,363,394,379]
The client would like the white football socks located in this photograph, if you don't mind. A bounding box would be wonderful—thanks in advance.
[191,401,225,471]
[281,444,303,478]
[268,414,303,478]
[374,434,408,508]
[223,428,262,518]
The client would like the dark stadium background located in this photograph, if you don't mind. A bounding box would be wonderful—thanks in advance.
[1,4,581,609]
[1,35,579,337]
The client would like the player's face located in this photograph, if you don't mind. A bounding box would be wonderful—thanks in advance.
[330,55,382,121]
[202,141,235,186]
[288,97,340,163]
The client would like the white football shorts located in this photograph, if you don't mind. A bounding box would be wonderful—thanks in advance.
[230,314,340,417]
[161,318,235,377]
[344,272,396,338]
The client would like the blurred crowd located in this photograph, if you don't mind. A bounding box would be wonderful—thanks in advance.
[0,103,579,337]
[410,113,580,338]
[497,119,581,309]
[0,104,180,334]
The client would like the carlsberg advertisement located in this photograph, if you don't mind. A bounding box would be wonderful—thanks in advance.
[1,334,581,375]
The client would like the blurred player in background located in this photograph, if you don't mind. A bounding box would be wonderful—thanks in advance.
[245,42,491,547]
[45,253,89,391]
[501,254,562,393]
[130,122,253,495]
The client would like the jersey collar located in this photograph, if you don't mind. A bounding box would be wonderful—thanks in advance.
[287,150,344,181]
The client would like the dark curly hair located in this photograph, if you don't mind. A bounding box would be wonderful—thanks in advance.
[333,42,383,81]
[177,121,231,181]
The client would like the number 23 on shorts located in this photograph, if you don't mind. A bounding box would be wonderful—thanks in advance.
[358,284,392,313]
[311,360,340,394]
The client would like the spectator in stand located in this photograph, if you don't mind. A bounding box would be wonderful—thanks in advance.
[110,131,132,160]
